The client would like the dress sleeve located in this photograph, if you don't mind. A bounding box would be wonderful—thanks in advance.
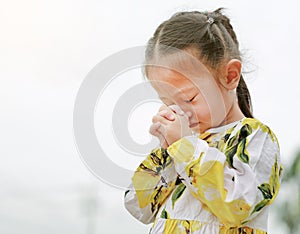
[166,120,282,227]
[124,147,178,224]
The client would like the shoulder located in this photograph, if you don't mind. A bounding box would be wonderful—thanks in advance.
[239,118,279,145]
[222,118,281,169]
[221,117,280,158]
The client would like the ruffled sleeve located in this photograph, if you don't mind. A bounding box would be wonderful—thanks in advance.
[166,118,282,228]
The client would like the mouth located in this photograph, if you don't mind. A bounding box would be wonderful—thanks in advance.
[189,122,199,128]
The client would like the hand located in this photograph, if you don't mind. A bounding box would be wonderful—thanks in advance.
[149,105,191,148]
[149,104,176,148]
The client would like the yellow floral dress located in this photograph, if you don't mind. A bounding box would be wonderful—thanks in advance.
[124,118,282,233]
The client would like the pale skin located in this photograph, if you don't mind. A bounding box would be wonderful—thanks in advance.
[148,55,245,149]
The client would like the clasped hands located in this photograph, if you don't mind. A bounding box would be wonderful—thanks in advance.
[149,104,193,149]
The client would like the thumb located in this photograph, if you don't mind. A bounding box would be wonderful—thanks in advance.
[168,105,184,115]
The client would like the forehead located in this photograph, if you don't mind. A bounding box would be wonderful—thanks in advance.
[146,50,215,88]
[146,49,219,99]
[148,66,195,91]
[147,62,216,96]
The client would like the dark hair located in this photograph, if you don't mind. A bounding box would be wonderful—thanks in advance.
[144,8,253,118]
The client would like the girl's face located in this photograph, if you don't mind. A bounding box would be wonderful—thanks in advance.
[147,57,242,134]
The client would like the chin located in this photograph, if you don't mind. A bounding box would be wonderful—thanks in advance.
[191,126,201,134]
[194,124,209,135]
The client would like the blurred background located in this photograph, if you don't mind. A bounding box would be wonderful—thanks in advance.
[1,0,300,233]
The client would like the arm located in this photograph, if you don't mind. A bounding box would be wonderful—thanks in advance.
[124,147,177,224]
[166,120,282,227]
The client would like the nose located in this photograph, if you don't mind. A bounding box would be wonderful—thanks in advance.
[178,105,193,119]
[180,105,199,123]
[185,111,192,118]
[169,104,192,119]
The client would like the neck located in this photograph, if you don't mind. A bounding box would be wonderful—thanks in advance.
[222,101,245,126]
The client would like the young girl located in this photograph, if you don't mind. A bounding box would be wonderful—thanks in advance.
[124,8,282,234]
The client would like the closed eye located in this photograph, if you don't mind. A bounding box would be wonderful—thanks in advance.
[185,95,196,103]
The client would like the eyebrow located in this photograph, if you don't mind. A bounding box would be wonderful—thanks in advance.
[159,96,169,101]
[174,85,198,96]
[159,86,198,100]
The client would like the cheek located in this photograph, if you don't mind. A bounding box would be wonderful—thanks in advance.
[206,97,227,124]
[192,97,226,124]
[194,104,210,120]
[199,82,227,122]
[185,101,211,123]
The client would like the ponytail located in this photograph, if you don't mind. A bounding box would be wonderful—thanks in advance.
[237,74,253,118]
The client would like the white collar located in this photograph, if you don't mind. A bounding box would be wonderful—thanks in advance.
[206,118,245,134]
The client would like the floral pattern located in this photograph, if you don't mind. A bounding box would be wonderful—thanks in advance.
[124,118,282,233]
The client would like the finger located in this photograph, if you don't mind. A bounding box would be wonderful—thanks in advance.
[158,104,177,120]
[149,123,168,148]
[149,122,161,136]
[158,104,169,112]
[168,105,184,115]
[150,122,167,139]
[158,109,175,121]
[156,125,169,148]
[152,114,172,124]
[157,123,167,138]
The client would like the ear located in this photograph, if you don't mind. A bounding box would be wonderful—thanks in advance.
[220,59,242,90]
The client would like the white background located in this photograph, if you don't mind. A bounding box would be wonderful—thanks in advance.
[1,0,299,233]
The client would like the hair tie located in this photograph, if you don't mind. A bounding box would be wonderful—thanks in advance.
[207,16,214,24]
[201,10,214,24]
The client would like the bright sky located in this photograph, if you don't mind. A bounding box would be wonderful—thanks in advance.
[1,0,299,233]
